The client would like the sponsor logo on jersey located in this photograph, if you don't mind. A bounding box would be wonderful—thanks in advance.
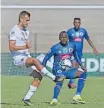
[74,37,82,42]
[60,54,71,60]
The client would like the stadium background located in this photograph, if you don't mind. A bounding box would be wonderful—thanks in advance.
[1,0,104,76]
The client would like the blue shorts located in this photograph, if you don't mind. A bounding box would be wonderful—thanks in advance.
[52,67,78,79]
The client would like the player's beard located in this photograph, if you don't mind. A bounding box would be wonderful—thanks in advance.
[74,27,80,31]
[60,41,68,46]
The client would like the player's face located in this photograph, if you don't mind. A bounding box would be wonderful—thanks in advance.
[60,33,68,45]
[73,20,81,29]
[20,15,30,28]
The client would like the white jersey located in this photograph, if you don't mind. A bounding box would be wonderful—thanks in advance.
[9,25,30,58]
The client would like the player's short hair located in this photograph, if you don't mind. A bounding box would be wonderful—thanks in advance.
[19,11,31,22]
[74,17,81,22]
[59,31,67,38]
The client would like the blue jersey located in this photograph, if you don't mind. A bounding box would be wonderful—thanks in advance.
[67,27,89,54]
[42,42,82,72]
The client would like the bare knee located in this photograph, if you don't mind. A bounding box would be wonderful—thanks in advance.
[25,57,40,67]
[32,79,41,87]
[72,62,79,68]
[75,70,82,78]
[32,58,40,65]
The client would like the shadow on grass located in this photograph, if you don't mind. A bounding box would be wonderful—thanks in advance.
[0,102,21,106]
[43,101,73,105]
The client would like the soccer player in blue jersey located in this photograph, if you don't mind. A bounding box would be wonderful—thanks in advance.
[67,18,98,89]
[42,31,87,104]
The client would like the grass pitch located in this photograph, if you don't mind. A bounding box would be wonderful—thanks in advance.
[1,76,104,108]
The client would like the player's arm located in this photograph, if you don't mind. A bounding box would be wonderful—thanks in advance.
[9,40,28,51]
[73,45,87,71]
[42,47,55,67]
[84,29,98,56]
[73,45,82,66]
[87,39,98,56]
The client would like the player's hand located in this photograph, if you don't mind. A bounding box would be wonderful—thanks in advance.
[93,49,98,56]
[81,65,87,72]
[26,41,31,49]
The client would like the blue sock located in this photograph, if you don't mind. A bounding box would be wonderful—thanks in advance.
[76,72,87,95]
[53,81,63,99]
[68,79,75,84]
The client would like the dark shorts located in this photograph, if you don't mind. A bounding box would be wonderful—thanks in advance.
[30,70,43,81]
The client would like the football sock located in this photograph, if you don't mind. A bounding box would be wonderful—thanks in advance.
[76,72,87,95]
[41,67,55,80]
[24,85,37,100]
[53,81,63,99]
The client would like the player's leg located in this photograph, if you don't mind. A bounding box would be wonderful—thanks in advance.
[22,70,42,106]
[73,69,87,104]
[64,68,87,103]
[50,80,64,105]
[50,68,64,105]
[67,62,78,89]
[25,57,56,81]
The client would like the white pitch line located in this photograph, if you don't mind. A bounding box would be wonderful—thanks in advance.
[1,5,104,9]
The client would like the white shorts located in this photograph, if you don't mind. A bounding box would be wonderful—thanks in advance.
[13,56,28,66]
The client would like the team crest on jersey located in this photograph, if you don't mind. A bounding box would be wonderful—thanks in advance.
[80,32,83,36]
[69,48,73,52]
[20,32,28,40]
[21,32,25,37]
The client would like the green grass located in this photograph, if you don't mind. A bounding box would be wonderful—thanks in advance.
[1,76,104,108]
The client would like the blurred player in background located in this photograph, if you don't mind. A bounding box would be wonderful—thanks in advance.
[42,31,87,105]
[8,11,59,106]
[67,18,98,88]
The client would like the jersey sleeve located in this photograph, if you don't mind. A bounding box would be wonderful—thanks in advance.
[84,29,89,40]
[73,44,82,66]
[42,47,56,67]
[9,30,16,41]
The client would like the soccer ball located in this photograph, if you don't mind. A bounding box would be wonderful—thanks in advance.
[61,59,72,70]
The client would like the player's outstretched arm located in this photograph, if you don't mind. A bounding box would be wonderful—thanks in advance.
[9,40,30,51]
[87,38,98,56]
[42,48,55,67]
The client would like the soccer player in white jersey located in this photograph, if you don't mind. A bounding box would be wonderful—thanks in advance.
[8,11,60,106]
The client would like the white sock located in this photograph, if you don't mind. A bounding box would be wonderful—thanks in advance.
[75,94,80,96]
[24,85,37,100]
[41,67,55,80]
